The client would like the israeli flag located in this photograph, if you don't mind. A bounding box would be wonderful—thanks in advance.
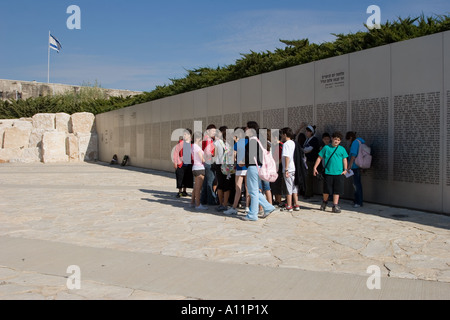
[49,34,62,53]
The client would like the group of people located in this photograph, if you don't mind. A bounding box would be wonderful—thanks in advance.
[173,121,366,221]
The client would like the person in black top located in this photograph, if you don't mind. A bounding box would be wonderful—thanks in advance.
[303,125,320,199]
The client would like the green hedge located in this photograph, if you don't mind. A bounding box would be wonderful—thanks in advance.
[1,14,449,119]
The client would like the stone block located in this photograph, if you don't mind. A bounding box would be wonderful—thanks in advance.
[42,132,68,163]
[13,119,33,130]
[66,134,79,162]
[0,148,22,163]
[71,112,96,134]
[9,148,41,163]
[3,127,31,149]
[32,113,55,131]
[29,129,45,148]
[56,113,72,133]
[0,120,15,149]
[77,133,98,161]
[0,120,15,128]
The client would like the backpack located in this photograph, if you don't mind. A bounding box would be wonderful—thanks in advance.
[355,140,372,169]
[121,155,129,167]
[218,140,236,178]
[110,154,118,165]
[252,137,278,183]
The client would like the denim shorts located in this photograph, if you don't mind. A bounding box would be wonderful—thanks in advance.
[259,179,271,192]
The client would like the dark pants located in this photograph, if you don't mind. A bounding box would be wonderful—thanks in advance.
[352,168,363,206]
[201,163,218,205]
[175,165,193,190]
[305,161,315,197]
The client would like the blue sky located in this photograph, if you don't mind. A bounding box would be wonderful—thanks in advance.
[0,0,448,92]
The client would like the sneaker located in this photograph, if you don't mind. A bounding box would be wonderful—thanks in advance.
[182,191,189,197]
[216,205,228,212]
[241,216,258,222]
[262,208,277,219]
[293,205,301,211]
[245,207,250,214]
[176,192,183,198]
[223,207,238,215]
[332,205,341,213]
[196,204,209,211]
[320,201,328,211]
[281,206,293,212]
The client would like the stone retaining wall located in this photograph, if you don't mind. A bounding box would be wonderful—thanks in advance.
[0,112,98,163]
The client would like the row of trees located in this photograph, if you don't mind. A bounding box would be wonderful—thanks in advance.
[1,14,449,119]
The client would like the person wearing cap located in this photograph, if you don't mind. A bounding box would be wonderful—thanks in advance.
[303,125,320,199]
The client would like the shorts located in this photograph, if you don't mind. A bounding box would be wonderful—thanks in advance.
[193,170,205,177]
[284,173,298,195]
[236,169,247,176]
[259,179,271,192]
[323,174,345,196]
[215,166,235,192]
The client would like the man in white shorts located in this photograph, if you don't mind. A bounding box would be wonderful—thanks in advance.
[280,127,300,212]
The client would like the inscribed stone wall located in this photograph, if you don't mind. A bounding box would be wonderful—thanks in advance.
[130,112,137,158]
[242,111,261,128]
[447,90,450,186]
[316,102,347,136]
[393,92,441,185]
[95,31,450,214]
[288,105,313,132]
[351,97,389,180]
[263,108,284,130]
[223,113,240,130]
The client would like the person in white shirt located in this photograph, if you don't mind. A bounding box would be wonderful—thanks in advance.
[281,127,300,212]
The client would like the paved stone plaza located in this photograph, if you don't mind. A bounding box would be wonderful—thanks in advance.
[0,162,449,300]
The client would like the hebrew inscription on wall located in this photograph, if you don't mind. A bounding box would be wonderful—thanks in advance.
[316,102,347,136]
[320,71,346,89]
[223,113,240,130]
[242,111,261,128]
[119,114,124,148]
[263,108,285,130]
[288,105,313,132]
[447,91,450,186]
[130,112,137,158]
[144,124,152,159]
[351,97,389,180]
[208,116,222,129]
[394,92,441,185]
[151,123,161,160]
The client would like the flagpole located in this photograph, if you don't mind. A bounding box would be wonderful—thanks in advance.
[48,31,50,83]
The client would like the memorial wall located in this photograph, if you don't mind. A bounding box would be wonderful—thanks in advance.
[96,31,450,214]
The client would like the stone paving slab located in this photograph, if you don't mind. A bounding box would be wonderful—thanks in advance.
[0,162,449,300]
